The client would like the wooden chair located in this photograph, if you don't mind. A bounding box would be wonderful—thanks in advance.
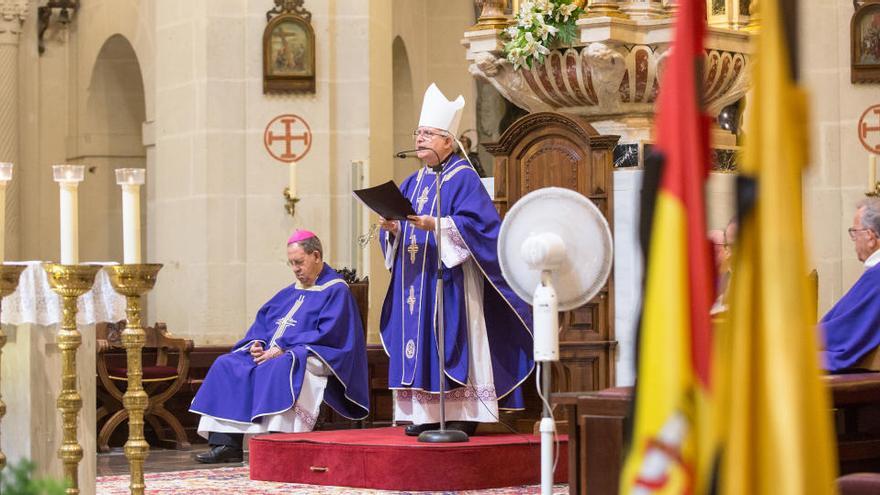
[96,320,194,452]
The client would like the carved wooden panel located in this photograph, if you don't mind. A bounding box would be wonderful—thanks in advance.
[485,112,620,392]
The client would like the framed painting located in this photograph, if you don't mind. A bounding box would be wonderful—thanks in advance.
[852,0,880,83]
[263,11,315,93]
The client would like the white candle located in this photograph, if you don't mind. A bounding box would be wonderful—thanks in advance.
[0,183,6,264]
[59,182,79,265]
[53,165,85,265]
[0,163,12,264]
[289,161,297,198]
[115,168,146,264]
[871,154,878,194]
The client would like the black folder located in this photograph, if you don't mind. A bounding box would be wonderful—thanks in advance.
[352,180,417,221]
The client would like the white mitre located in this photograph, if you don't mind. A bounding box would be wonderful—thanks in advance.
[418,83,465,137]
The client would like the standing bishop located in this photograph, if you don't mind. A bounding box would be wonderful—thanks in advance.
[190,230,369,462]
[378,83,534,437]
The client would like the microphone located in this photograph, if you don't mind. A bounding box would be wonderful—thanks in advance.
[394,147,445,172]
[394,149,419,159]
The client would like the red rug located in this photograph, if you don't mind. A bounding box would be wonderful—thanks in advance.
[249,426,568,491]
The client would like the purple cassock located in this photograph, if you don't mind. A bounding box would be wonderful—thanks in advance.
[190,264,369,423]
[379,153,534,409]
[821,263,880,372]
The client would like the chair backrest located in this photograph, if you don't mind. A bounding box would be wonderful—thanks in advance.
[348,281,369,338]
[96,320,194,368]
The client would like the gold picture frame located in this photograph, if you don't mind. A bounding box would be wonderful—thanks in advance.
[852,0,880,83]
[263,10,315,93]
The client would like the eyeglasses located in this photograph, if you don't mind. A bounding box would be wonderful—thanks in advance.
[848,227,873,239]
[412,129,446,140]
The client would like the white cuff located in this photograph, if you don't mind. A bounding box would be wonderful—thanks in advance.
[440,218,470,268]
[384,230,400,270]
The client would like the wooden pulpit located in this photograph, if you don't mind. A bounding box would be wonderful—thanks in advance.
[484,112,620,392]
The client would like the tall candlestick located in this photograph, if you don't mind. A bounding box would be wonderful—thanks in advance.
[870,154,878,195]
[0,163,12,264]
[115,169,146,264]
[289,160,297,198]
[53,165,85,265]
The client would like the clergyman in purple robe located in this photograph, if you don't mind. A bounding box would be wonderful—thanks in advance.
[190,231,369,463]
[821,198,880,372]
[378,83,534,437]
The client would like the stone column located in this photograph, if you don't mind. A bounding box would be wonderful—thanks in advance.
[0,0,27,261]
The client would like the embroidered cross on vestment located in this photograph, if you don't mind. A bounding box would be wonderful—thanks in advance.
[407,285,416,315]
[407,233,419,264]
[416,187,430,212]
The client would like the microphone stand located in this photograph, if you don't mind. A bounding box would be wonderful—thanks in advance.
[415,146,468,444]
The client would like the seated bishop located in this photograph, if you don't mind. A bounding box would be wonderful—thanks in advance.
[821,198,880,373]
[190,230,369,463]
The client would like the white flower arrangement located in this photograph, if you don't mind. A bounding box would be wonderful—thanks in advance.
[503,0,584,70]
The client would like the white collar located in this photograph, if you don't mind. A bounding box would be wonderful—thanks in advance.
[865,249,880,268]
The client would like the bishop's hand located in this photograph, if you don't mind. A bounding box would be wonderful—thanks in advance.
[379,217,400,235]
[406,215,436,232]
[254,345,283,364]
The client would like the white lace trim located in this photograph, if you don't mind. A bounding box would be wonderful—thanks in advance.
[0,261,126,326]
[439,217,470,268]
[395,384,497,404]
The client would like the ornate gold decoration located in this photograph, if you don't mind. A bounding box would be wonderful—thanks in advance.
[0,264,25,472]
[283,186,300,216]
[470,0,510,31]
[105,264,163,495]
[407,234,419,264]
[584,0,626,18]
[43,263,101,495]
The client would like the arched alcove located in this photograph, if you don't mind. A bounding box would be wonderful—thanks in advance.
[78,34,146,262]
[392,36,416,183]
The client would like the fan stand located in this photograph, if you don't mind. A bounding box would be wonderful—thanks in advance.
[496,187,614,495]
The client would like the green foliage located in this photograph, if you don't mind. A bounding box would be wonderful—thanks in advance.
[0,460,67,495]
[502,0,584,70]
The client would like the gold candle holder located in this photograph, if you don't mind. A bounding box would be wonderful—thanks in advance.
[283,186,300,217]
[43,263,101,495]
[469,0,510,31]
[0,264,26,472]
[105,264,162,495]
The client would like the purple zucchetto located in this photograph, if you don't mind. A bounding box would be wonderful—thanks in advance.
[287,229,316,245]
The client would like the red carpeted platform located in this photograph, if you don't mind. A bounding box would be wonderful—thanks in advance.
[249,426,568,491]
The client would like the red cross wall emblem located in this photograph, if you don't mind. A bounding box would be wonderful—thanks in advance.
[264,114,312,163]
[859,105,880,154]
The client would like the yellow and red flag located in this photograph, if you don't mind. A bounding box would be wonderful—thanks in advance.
[619,0,716,493]
[713,0,838,493]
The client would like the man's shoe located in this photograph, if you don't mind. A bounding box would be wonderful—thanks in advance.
[404,422,439,436]
[194,445,243,464]
[446,421,478,436]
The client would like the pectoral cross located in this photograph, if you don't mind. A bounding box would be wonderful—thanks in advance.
[416,187,430,213]
[407,285,416,315]
[407,233,419,264]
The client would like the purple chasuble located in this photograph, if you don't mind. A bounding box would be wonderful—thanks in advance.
[821,264,880,372]
[190,264,369,422]
[379,154,534,409]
